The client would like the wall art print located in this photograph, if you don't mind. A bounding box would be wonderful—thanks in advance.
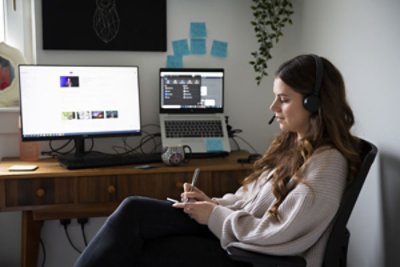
[42,0,167,51]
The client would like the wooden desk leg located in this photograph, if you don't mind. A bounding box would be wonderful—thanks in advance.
[21,211,43,267]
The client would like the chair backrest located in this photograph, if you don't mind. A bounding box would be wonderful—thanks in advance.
[322,138,378,267]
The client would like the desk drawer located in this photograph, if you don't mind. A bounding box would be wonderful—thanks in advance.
[5,178,75,208]
[78,176,121,203]
[78,173,188,203]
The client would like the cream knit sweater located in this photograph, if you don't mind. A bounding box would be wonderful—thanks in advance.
[208,148,347,267]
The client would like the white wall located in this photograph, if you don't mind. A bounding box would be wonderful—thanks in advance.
[295,1,400,266]
[1,0,399,266]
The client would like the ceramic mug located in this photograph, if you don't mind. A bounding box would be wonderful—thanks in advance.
[161,145,192,166]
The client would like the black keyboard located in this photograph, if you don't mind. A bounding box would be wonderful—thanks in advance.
[165,120,224,138]
[58,151,162,169]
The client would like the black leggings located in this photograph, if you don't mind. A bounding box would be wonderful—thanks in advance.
[73,196,247,267]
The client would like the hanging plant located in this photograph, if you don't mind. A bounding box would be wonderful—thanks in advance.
[250,0,294,85]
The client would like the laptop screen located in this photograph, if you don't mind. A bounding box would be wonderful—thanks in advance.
[160,68,224,113]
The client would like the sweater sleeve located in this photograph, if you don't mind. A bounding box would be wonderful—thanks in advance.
[212,186,247,206]
[208,149,347,255]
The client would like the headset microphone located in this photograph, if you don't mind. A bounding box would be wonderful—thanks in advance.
[268,115,276,125]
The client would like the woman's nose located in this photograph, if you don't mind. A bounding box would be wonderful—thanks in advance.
[270,98,278,112]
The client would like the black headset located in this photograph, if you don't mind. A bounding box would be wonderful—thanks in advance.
[303,54,323,113]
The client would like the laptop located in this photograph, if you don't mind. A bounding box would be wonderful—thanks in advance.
[159,68,231,155]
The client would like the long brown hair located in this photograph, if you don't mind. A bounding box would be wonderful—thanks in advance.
[243,54,361,219]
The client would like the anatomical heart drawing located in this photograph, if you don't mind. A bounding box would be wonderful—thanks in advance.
[42,0,167,51]
[93,0,120,44]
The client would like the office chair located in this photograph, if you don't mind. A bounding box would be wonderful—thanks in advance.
[227,138,378,267]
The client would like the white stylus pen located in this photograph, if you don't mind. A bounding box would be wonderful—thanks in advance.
[167,168,201,204]
[190,168,200,192]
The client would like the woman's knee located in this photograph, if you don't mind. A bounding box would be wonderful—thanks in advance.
[119,196,145,211]
[111,196,175,226]
[108,196,148,223]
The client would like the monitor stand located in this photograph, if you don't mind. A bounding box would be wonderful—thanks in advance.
[57,137,107,164]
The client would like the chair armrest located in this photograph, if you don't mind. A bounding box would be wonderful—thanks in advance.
[227,246,306,267]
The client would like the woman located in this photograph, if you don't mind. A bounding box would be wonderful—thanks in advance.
[74,54,360,267]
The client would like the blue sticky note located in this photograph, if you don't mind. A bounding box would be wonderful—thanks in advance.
[190,22,207,38]
[172,39,190,56]
[190,38,206,55]
[166,55,183,68]
[205,138,224,152]
[211,40,228,58]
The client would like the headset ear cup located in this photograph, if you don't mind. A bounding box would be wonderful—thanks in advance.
[305,54,323,113]
[304,95,320,113]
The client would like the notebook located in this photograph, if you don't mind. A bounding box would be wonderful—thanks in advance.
[159,68,231,155]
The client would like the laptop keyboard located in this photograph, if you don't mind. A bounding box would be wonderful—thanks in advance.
[165,120,224,138]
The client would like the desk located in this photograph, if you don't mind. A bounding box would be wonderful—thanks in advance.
[0,151,252,267]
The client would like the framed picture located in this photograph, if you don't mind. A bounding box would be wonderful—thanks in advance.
[0,42,27,108]
[42,0,167,51]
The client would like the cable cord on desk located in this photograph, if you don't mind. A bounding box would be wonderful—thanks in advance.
[229,133,259,154]
[113,131,161,155]
[225,116,259,154]
[42,126,162,158]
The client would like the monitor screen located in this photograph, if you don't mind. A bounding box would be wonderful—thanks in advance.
[159,68,224,113]
[18,65,141,154]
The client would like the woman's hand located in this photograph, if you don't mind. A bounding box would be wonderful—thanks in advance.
[173,201,217,225]
[172,182,219,224]
[180,182,217,203]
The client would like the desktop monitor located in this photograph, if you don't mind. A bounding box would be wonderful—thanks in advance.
[18,64,142,156]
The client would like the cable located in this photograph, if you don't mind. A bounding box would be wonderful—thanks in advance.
[49,139,73,153]
[225,115,259,154]
[142,123,161,129]
[80,225,88,247]
[139,133,161,154]
[77,218,89,247]
[86,138,95,152]
[45,137,97,157]
[230,136,241,151]
[111,131,161,155]
[60,219,82,254]
[40,139,74,157]
[44,123,162,157]
[233,135,259,154]
[42,124,162,160]
[39,237,46,267]
[64,227,82,253]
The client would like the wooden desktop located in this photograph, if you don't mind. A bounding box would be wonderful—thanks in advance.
[0,151,253,267]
